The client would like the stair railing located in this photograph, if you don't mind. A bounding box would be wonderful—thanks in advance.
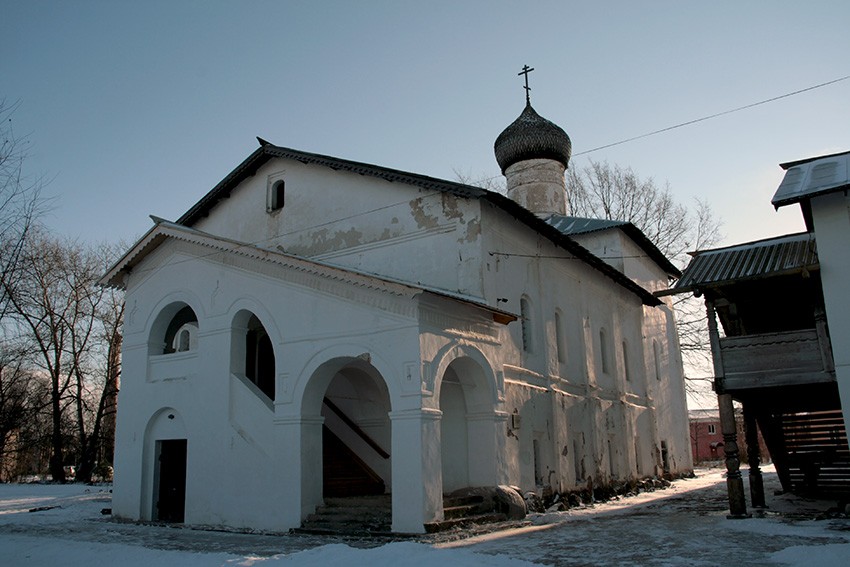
[322,397,390,459]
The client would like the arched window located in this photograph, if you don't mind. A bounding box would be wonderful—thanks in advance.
[245,315,275,400]
[160,305,199,355]
[520,297,533,353]
[555,310,566,364]
[172,322,198,352]
[268,179,285,212]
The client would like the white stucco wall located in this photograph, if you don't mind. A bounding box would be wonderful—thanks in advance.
[809,191,850,438]
[192,159,485,298]
[114,156,692,534]
[112,238,440,532]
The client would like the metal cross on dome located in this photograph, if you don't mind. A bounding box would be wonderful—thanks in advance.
[518,65,535,104]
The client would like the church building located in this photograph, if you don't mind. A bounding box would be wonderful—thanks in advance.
[102,92,692,533]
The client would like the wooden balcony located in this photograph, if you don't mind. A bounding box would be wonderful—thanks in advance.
[719,328,835,391]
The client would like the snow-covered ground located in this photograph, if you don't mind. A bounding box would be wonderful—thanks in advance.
[1,466,849,566]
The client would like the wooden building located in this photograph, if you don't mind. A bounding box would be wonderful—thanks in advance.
[666,150,850,515]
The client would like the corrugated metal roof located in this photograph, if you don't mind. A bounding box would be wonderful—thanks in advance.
[671,232,818,293]
[545,215,627,235]
[772,150,850,209]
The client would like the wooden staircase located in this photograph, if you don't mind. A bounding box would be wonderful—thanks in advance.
[761,409,850,496]
[322,426,385,497]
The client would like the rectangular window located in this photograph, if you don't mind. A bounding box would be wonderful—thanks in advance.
[708,424,717,435]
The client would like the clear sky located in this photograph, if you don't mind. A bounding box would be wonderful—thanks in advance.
[3,1,849,249]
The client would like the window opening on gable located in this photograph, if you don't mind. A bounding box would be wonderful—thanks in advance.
[268,179,285,212]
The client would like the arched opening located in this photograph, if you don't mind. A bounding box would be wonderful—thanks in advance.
[149,303,199,355]
[231,311,276,401]
[143,408,188,522]
[440,368,468,491]
[300,356,392,516]
[437,355,496,493]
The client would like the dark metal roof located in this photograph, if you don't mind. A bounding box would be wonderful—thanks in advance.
[669,232,818,294]
[176,140,661,306]
[545,216,628,234]
[546,215,681,277]
[772,150,850,209]
[493,103,571,173]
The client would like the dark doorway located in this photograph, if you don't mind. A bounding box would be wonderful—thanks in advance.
[156,439,187,522]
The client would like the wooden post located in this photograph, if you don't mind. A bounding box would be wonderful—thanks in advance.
[814,306,835,373]
[707,301,749,518]
[743,403,766,508]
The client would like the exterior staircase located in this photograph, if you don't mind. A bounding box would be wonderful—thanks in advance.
[297,493,513,535]
[424,494,508,533]
[323,426,385,497]
[298,494,392,535]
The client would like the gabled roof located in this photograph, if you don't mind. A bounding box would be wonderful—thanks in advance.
[772,150,850,209]
[173,140,662,306]
[665,231,818,295]
[100,219,518,325]
[545,214,681,278]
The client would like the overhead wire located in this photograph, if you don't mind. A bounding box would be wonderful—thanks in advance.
[573,74,850,156]
[470,73,850,186]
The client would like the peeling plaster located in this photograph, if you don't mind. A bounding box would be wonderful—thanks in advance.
[440,193,464,221]
[409,198,440,229]
[461,218,482,244]
[304,227,365,256]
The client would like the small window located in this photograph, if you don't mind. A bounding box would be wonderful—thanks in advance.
[599,328,609,374]
[161,306,199,355]
[707,424,717,435]
[621,340,630,381]
[653,340,662,381]
[268,179,285,212]
[555,311,566,364]
[172,323,198,352]
[520,297,533,353]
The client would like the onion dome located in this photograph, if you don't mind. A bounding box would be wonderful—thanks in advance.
[494,103,572,173]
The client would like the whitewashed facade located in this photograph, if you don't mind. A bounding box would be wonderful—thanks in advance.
[103,104,692,533]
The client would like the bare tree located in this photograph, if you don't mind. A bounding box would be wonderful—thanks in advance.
[567,160,723,383]
[0,99,47,322]
[2,231,122,482]
[566,160,721,264]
